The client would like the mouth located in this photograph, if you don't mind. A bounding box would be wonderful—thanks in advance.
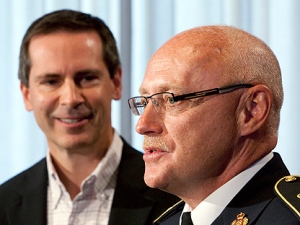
[59,118,85,124]
[145,148,166,154]
[57,114,93,125]
[143,147,169,162]
[144,147,168,154]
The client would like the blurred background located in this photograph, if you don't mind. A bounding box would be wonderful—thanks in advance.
[1,0,300,184]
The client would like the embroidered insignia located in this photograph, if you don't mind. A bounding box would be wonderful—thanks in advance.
[284,175,297,182]
[275,175,300,219]
[231,212,249,225]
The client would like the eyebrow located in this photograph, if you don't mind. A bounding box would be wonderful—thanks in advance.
[33,73,59,83]
[34,69,103,80]
[75,69,103,76]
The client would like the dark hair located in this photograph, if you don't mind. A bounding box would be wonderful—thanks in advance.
[18,9,120,87]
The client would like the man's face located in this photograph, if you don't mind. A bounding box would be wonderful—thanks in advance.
[21,31,122,153]
[136,44,243,199]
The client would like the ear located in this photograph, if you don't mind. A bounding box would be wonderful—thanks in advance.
[237,85,272,136]
[20,82,33,111]
[111,66,122,100]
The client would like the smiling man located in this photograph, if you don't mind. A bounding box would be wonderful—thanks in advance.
[0,10,179,225]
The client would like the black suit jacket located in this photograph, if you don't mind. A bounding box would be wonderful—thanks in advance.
[0,139,179,225]
[155,153,300,225]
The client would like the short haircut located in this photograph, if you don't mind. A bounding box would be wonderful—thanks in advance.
[18,9,120,87]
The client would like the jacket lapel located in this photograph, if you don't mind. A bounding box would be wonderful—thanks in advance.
[212,199,272,225]
[109,140,155,225]
[212,153,290,225]
[6,159,48,225]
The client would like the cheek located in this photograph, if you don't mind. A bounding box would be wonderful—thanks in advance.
[166,112,237,179]
[92,89,111,109]
[166,107,237,156]
[32,98,53,120]
[28,90,57,117]
[165,114,203,157]
[86,89,112,121]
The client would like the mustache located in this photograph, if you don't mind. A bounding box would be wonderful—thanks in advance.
[143,136,169,151]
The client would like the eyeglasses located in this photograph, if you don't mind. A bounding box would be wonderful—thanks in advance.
[128,84,253,116]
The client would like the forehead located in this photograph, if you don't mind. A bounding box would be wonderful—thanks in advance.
[27,31,108,80]
[28,31,104,64]
[29,31,103,54]
[140,58,182,93]
[141,45,224,94]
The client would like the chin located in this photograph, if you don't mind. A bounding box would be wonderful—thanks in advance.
[144,173,168,190]
[58,139,91,152]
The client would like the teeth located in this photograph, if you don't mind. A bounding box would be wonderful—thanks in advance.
[60,118,81,124]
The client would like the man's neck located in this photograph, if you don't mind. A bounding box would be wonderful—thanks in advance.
[50,151,104,199]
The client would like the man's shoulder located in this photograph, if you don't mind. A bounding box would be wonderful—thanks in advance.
[274,175,300,222]
[0,158,47,197]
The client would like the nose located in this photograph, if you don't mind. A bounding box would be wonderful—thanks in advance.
[135,101,163,135]
[60,80,84,107]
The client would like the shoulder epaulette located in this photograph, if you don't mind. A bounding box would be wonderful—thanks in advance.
[153,200,184,224]
[274,175,300,221]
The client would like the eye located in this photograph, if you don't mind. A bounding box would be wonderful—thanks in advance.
[40,77,61,87]
[163,93,191,113]
[161,93,175,105]
[137,97,147,108]
[141,98,147,107]
[82,75,98,82]
[168,97,175,104]
[45,79,58,85]
[75,73,100,87]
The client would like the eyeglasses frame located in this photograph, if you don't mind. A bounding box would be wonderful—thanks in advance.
[128,84,253,116]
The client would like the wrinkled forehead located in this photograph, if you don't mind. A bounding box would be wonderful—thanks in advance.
[146,58,182,77]
[140,57,189,94]
[140,44,225,94]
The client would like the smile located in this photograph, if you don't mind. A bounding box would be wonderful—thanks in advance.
[59,118,84,124]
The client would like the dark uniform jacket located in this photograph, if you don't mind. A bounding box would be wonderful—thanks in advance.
[275,174,300,223]
[154,153,300,225]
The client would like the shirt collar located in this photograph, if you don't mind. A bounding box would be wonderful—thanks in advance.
[91,130,123,195]
[182,152,274,225]
[47,130,123,210]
